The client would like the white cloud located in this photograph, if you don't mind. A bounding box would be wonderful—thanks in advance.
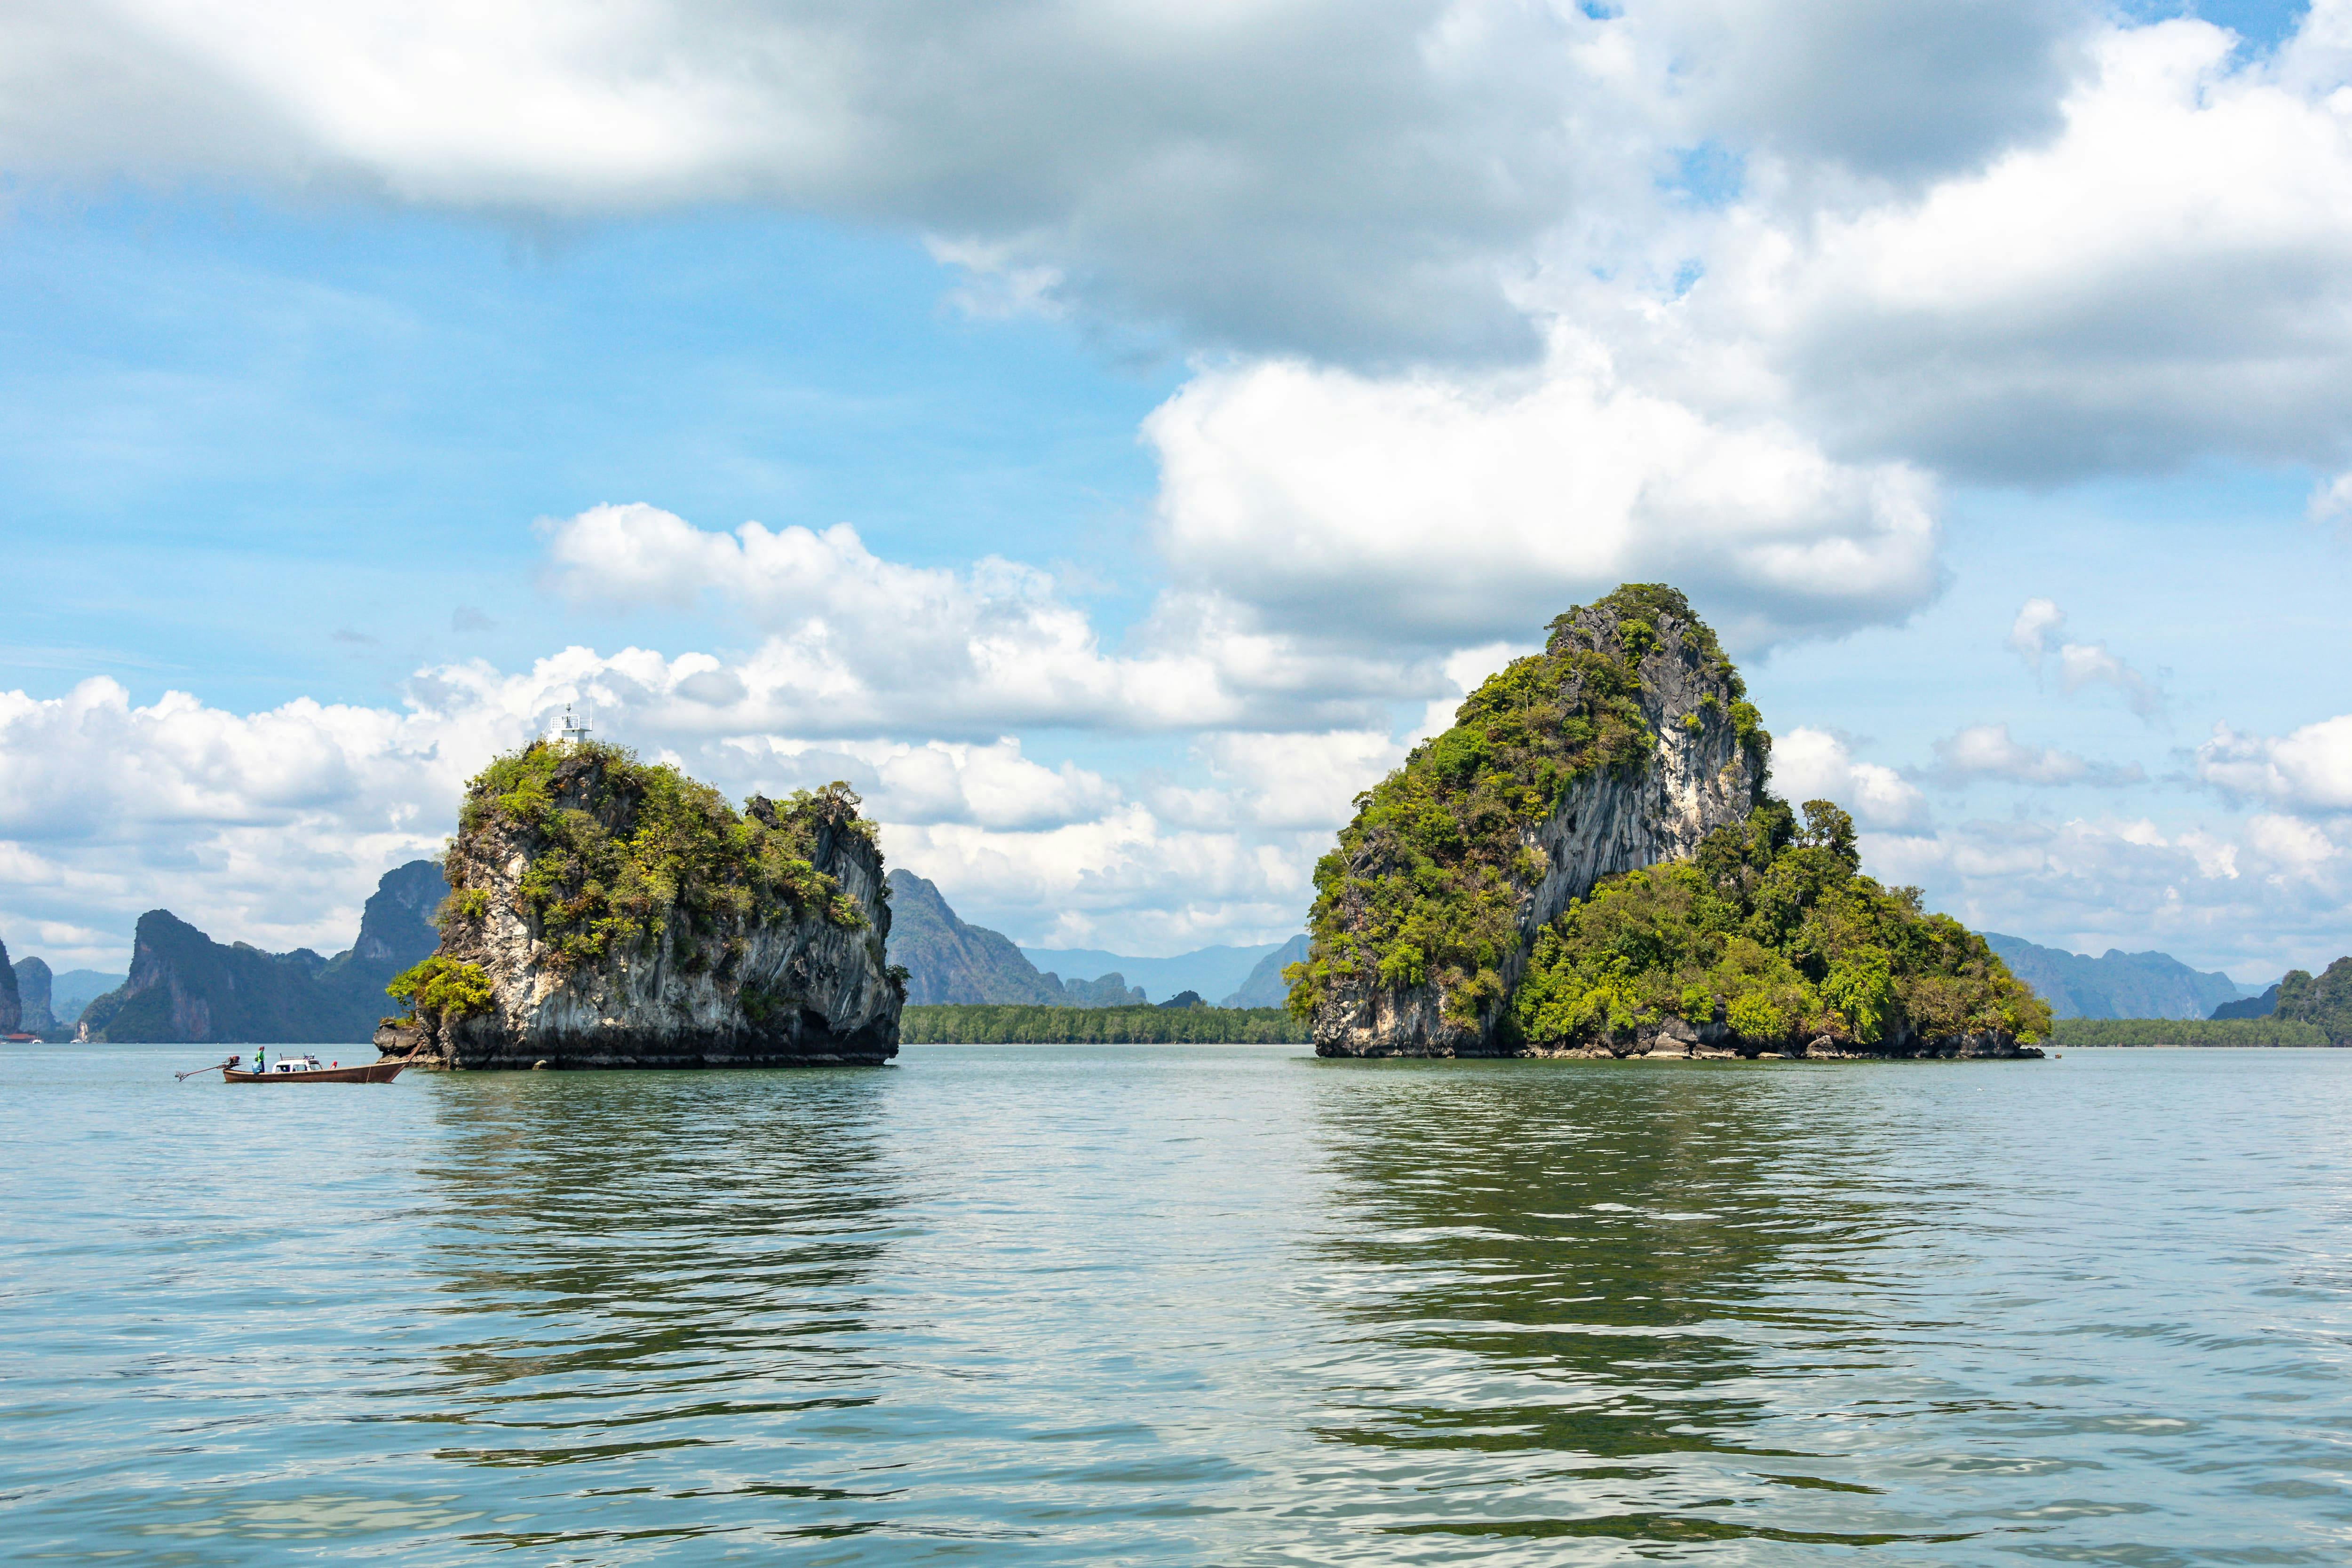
[2006,597,2066,671]
[1147,347,1943,651]
[1930,722,2141,787]
[0,0,1637,364]
[1770,727,1929,831]
[2001,598,2164,719]
[1866,810,2352,976]
[1659,11,2352,483]
[2311,468,2352,527]
[540,502,1436,735]
[2197,714,2352,812]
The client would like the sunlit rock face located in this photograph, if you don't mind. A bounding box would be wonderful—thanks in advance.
[384,744,900,1071]
[1307,587,1764,1058]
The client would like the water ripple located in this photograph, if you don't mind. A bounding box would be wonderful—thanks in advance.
[4,1044,2351,1562]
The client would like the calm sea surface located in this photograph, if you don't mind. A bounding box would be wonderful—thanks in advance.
[5,1044,2351,1564]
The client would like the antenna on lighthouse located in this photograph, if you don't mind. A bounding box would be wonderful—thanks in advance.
[555,702,592,746]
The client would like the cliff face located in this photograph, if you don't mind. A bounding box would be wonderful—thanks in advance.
[1302,586,1764,1057]
[79,862,445,1043]
[391,743,899,1069]
[0,938,18,1033]
[885,869,1066,1004]
[12,957,51,1032]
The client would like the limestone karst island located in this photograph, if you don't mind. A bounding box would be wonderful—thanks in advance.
[1287,585,2050,1061]
[374,740,903,1070]
[326,584,2047,1071]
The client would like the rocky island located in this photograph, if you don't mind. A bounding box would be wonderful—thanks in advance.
[378,740,902,1069]
[1287,584,2049,1061]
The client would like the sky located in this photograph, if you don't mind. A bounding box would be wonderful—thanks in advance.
[3,0,2350,982]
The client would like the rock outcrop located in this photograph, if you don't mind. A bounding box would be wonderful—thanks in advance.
[12,957,51,1033]
[1302,586,1765,1057]
[1294,584,2046,1061]
[382,742,899,1069]
[885,869,1066,1005]
[0,937,18,1033]
[77,863,445,1043]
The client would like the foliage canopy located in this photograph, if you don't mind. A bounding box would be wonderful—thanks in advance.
[445,740,873,973]
[2050,1016,2330,1048]
[385,955,494,1023]
[2276,957,2352,1044]
[1511,799,2052,1051]
[901,1004,1306,1045]
[1287,585,1764,1025]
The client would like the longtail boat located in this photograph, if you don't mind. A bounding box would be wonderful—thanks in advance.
[185,1052,408,1084]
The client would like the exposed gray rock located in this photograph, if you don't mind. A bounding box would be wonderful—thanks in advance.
[12,957,51,1033]
[1315,595,1762,1058]
[389,747,899,1070]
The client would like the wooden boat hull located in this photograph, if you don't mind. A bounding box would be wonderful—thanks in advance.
[224,1060,407,1084]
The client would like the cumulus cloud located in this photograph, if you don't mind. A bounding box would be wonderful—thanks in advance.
[1768,727,1929,831]
[2311,469,2352,527]
[1659,10,2352,483]
[2197,715,2352,812]
[1644,0,2088,184]
[1147,347,1942,650]
[2002,598,2164,719]
[1929,722,2141,787]
[0,0,1642,365]
[540,502,1442,735]
[0,675,522,966]
[1867,810,2352,975]
[0,653,1372,965]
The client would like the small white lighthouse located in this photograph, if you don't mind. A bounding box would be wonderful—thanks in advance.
[553,703,593,746]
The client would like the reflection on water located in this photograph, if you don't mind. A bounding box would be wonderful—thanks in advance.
[410,1072,903,1495]
[5,1045,2352,1563]
[1299,1061,1956,1550]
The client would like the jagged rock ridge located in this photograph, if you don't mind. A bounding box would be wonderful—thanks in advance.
[1293,584,2045,1061]
[12,957,51,1033]
[884,869,1150,1004]
[384,742,899,1069]
[886,870,1065,1004]
[1982,933,2244,1020]
[76,863,445,1043]
[1298,585,1767,1056]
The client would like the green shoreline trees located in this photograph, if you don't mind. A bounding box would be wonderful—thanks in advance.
[1510,799,2050,1052]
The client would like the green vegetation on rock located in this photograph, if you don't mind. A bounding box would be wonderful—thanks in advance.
[448,740,870,972]
[1287,585,1764,1026]
[2050,1016,2331,1047]
[385,955,494,1025]
[2276,957,2352,1044]
[1511,799,2052,1052]
[901,1004,1307,1044]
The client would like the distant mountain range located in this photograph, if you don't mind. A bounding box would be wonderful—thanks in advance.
[1017,942,1287,1007]
[1982,933,2265,1021]
[886,871,1148,1005]
[1220,936,1308,1008]
[80,862,445,1043]
[887,869,1296,1007]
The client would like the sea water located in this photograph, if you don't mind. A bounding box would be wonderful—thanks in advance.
[3,1043,2349,1564]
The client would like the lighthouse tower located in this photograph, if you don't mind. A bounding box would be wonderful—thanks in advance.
[553,704,593,747]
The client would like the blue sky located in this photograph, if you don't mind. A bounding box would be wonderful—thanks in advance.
[3,0,2350,981]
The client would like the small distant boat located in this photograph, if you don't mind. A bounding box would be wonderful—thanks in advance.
[187,1052,407,1084]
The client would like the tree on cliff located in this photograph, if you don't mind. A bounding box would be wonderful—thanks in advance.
[1286,583,2043,1059]
[1512,799,2050,1053]
[2275,958,2352,1045]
